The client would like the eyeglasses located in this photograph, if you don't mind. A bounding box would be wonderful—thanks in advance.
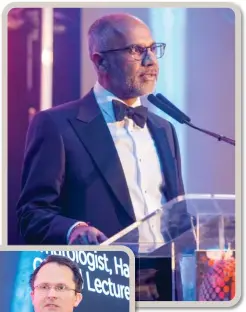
[99,42,166,61]
[34,283,79,293]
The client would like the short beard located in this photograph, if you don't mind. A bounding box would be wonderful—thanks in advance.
[123,77,155,98]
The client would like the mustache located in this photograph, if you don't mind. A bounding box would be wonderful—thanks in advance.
[139,69,158,76]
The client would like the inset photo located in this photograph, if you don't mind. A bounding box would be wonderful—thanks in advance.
[0,247,134,312]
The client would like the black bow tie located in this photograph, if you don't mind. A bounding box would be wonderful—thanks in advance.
[112,100,148,128]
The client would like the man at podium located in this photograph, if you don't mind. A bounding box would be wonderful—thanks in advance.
[16,13,186,246]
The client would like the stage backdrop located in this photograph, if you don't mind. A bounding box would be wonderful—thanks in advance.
[0,250,131,312]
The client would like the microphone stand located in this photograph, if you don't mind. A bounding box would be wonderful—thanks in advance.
[147,94,235,146]
[184,121,235,146]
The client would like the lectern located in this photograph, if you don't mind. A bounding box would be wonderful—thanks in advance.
[101,194,235,301]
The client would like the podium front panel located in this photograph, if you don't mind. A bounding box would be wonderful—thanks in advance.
[101,194,236,301]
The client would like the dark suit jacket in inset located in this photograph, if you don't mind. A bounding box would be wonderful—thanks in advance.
[16,89,185,244]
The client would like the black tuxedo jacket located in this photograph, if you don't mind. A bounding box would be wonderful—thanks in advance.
[16,89,185,244]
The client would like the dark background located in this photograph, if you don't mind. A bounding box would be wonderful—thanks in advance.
[8,8,81,244]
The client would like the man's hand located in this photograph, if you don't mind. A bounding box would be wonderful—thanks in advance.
[68,224,108,245]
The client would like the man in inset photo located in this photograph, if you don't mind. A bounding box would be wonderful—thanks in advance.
[30,255,83,312]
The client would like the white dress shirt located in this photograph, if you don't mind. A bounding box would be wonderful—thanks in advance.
[93,82,166,251]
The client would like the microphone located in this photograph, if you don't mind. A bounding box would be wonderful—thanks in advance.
[147,93,235,146]
[156,93,191,123]
[147,94,186,124]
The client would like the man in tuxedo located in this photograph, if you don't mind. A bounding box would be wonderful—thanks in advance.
[17,13,186,245]
[30,255,83,312]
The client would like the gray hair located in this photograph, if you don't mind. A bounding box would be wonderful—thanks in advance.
[87,13,145,59]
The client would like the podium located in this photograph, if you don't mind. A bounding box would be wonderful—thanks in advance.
[101,194,235,301]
